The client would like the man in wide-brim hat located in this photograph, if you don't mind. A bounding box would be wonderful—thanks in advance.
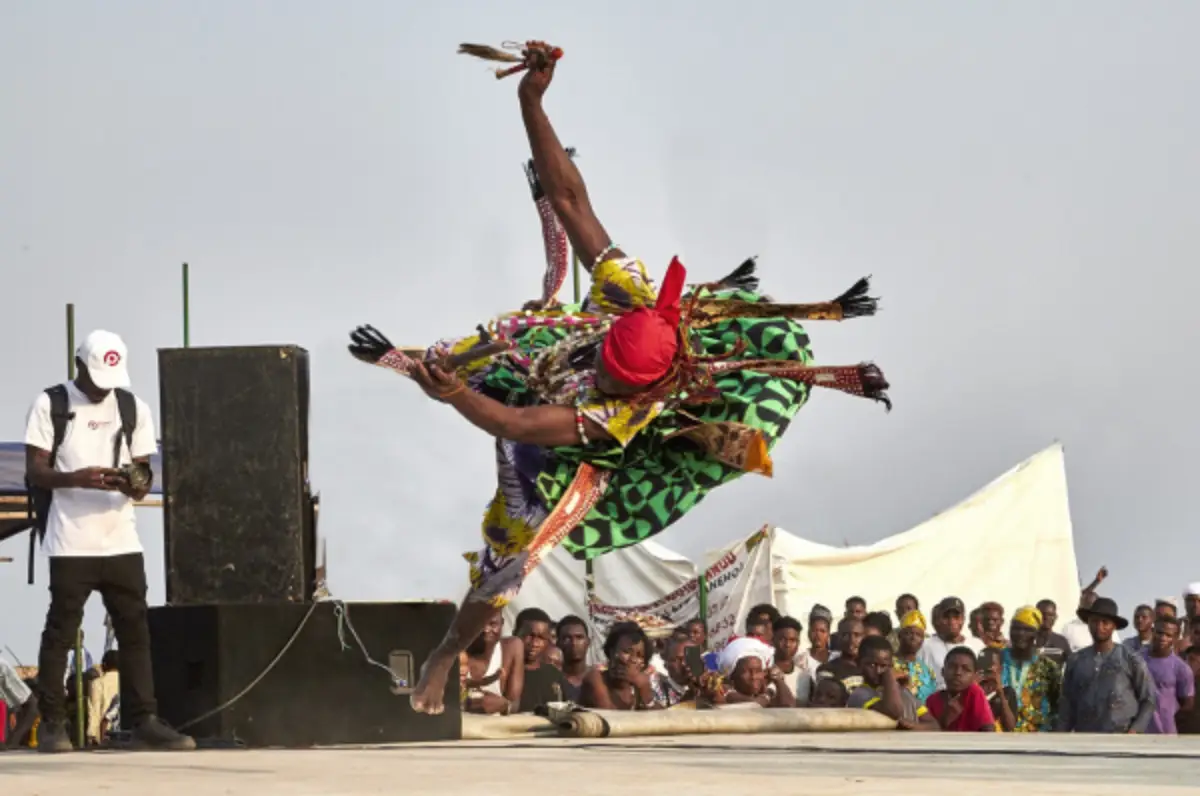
[1057,596,1156,733]
[1077,597,1130,631]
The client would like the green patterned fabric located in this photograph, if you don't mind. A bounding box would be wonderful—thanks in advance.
[475,287,813,560]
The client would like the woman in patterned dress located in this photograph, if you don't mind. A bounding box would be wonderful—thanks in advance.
[349,43,892,714]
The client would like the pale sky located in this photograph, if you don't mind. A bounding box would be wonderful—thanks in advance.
[2,1,1198,662]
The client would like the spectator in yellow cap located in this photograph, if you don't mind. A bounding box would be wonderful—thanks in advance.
[894,610,937,704]
[1001,605,1063,732]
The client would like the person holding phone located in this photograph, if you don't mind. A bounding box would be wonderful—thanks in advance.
[23,331,193,753]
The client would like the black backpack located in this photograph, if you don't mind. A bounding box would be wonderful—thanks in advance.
[23,384,137,583]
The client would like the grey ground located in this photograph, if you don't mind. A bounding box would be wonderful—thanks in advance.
[3,733,1199,795]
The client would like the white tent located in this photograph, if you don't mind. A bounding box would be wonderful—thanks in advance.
[768,443,1081,629]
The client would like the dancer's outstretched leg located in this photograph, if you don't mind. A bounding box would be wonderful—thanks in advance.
[410,599,499,715]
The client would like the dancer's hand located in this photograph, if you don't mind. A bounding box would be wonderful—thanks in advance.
[411,362,464,402]
[518,41,556,101]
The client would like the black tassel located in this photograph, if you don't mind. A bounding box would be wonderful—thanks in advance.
[476,324,492,344]
[524,147,577,201]
[716,257,759,292]
[833,276,879,319]
[858,362,892,411]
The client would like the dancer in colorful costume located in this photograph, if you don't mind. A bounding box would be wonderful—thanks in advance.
[349,42,892,714]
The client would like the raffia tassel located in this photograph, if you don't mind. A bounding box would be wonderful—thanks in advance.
[716,257,759,292]
[686,275,879,326]
[457,43,523,64]
[831,276,879,319]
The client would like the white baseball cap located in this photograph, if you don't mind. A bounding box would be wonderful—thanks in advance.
[77,330,131,390]
[1185,583,1200,597]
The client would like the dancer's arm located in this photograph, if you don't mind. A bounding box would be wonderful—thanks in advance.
[412,363,610,447]
[518,55,622,269]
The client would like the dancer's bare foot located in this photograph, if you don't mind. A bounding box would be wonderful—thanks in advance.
[410,649,457,715]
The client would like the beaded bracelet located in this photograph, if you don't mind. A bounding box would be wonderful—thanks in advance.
[592,242,621,269]
[574,406,589,446]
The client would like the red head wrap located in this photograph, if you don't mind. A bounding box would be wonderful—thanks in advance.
[600,257,687,388]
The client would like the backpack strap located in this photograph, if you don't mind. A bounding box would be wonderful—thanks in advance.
[27,384,72,583]
[113,388,137,467]
[46,384,71,468]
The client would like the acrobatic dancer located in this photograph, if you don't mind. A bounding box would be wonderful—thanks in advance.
[349,41,892,714]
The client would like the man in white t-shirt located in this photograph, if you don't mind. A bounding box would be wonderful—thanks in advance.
[24,330,194,753]
[917,596,985,688]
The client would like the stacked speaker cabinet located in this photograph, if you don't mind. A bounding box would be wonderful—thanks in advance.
[158,345,315,604]
[152,345,461,745]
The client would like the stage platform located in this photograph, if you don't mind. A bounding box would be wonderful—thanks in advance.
[2,733,1198,795]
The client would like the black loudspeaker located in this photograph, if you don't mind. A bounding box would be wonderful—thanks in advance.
[158,346,315,604]
[141,601,461,746]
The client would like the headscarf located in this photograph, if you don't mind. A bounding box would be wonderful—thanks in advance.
[900,610,927,632]
[600,257,687,387]
[716,636,774,677]
[1012,605,1042,630]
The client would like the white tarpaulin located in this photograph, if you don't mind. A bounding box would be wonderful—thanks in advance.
[770,443,1081,626]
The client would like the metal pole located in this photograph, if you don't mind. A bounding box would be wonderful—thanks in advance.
[572,252,581,305]
[182,262,190,347]
[67,304,76,379]
[66,304,85,748]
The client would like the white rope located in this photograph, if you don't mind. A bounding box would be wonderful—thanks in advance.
[175,597,403,733]
[334,601,408,688]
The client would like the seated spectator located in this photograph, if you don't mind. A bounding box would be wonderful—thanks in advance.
[1124,605,1156,653]
[919,597,984,688]
[461,614,523,715]
[980,602,1007,649]
[807,607,834,665]
[771,616,814,705]
[580,622,660,711]
[1003,605,1062,733]
[1034,599,1072,663]
[848,636,937,730]
[86,651,121,746]
[712,636,794,708]
[809,676,849,708]
[864,611,893,640]
[1177,646,1200,735]
[977,648,1017,731]
[514,607,560,666]
[925,646,996,732]
[817,618,865,691]
[744,604,780,645]
[1142,617,1194,735]
[651,636,700,708]
[845,596,867,622]
[894,610,937,704]
[1,660,39,750]
[555,615,592,702]
[516,609,569,713]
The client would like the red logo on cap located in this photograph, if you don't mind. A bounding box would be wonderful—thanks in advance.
[103,350,121,367]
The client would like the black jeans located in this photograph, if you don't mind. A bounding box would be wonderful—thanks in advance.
[37,553,156,726]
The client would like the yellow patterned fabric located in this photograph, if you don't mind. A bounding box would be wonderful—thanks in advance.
[586,257,658,313]
[1012,606,1042,630]
[901,610,927,631]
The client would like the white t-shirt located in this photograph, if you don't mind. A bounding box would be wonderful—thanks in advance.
[24,382,156,557]
[917,635,986,688]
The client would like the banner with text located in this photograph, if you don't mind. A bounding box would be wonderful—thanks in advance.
[587,528,774,653]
